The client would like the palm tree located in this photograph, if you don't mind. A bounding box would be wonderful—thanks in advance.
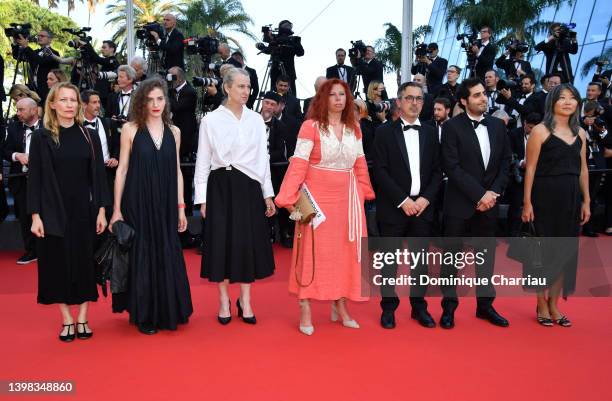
[105,0,186,53]
[30,0,105,15]
[580,46,612,78]
[375,23,432,83]
[443,0,571,49]
[178,0,257,53]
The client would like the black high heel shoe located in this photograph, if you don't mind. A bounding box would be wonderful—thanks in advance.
[236,299,256,325]
[536,307,553,327]
[76,321,93,339]
[59,323,76,342]
[218,298,232,325]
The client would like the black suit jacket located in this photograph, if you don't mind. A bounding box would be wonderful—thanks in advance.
[281,93,303,121]
[160,29,185,70]
[244,65,259,109]
[85,117,119,161]
[508,127,526,161]
[419,93,434,122]
[441,112,511,219]
[302,97,313,116]
[495,55,533,81]
[535,38,578,83]
[326,64,356,91]
[2,120,41,193]
[278,113,300,157]
[374,120,442,223]
[475,41,497,80]
[170,83,198,157]
[357,58,384,94]
[503,91,545,120]
[12,45,60,101]
[417,57,448,94]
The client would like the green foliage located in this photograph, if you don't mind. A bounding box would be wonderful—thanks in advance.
[375,23,432,73]
[581,46,612,78]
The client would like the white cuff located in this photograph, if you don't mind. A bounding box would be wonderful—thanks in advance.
[397,196,411,208]
[12,152,18,162]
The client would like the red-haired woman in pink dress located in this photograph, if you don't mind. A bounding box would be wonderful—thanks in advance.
[275,79,375,336]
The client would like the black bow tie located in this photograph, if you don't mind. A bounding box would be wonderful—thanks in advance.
[23,124,36,131]
[402,124,421,131]
[121,93,131,97]
[83,120,96,128]
[470,118,487,129]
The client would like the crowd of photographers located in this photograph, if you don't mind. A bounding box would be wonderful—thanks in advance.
[1,16,611,266]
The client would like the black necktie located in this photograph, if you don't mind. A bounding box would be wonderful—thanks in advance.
[470,119,487,129]
[402,124,421,131]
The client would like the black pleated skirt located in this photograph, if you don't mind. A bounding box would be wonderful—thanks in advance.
[201,167,275,283]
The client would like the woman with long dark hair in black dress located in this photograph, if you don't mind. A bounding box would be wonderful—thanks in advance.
[110,78,193,335]
[522,84,591,327]
[28,82,109,341]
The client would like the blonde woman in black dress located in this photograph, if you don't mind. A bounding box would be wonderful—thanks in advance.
[522,84,590,327]
[28,82,109,341]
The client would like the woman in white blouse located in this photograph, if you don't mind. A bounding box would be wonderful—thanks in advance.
[194,67,276,325]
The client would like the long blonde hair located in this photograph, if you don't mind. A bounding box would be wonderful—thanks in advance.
[43,82,84,144]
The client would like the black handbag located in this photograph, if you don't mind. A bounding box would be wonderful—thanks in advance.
[94,221,135,296]
[507,221,543,268]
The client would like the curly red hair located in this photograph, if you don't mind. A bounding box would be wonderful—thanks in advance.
[305,78,359,136]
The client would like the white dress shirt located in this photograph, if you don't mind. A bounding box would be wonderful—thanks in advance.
[477,40,490,57]
[397,117,421,207]
[12,120,39,172]
[467,112,491,169]
[118,89,132,117]
[194,105,274,204]
[85,117,110,162]
[337,65,347,82]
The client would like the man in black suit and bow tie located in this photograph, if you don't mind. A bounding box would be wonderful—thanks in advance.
[374,82,443,329]
[498,74,545,126]
[106,65,136,129]
[168,66,198,215]
[82,89,119,225]
[440,77,512,329]
[495,44,533,83]
[470,26,497,80]
[411,43,448,95]
[326,48,356,92]
[2,98,41,264]
[150,14,185,70]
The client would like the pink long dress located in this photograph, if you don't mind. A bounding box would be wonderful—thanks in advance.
[274,120,375,301]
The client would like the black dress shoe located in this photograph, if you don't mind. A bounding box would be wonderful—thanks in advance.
[59,323,76,342]
[380,311,396,329]
[137,323,158,335]
[439,310,455,329]
[583,230,599,238]
[476,307,509,327]
[17,252,37,265]
[411,309,436,328]
[236,299,257,324]
[76,321,93,339]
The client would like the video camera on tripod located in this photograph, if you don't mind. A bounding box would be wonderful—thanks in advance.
[136,22,165,50]
[348,40,367,59]
[4,23,32,41]
[256,22,302,58]
[62,27,92,49]
[456,31,478,75]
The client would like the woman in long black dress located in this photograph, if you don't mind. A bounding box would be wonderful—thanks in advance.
[522,84,591,327]
[194,67,276,325]
[28,82,109,341]
[110,78,193,335]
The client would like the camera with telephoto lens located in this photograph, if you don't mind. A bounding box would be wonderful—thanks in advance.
[373,100,391,113]
[192,76,220,88]
[457,31,478,50]
[592,60,610,83]
[4,23,31,41]
[348,40,367,59]
[557,22,577,40]
[62,27,92,49]
[506,39,529,54]
[136,22,165,48]
[185,36,219,57]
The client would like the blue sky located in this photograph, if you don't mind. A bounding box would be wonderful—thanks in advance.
[61,0,435,98]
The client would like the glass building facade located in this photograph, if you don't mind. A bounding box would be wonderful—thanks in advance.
[424,0,612,92]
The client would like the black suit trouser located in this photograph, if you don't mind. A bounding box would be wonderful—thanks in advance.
[12,179,35,254]
[379,214,432,313]
[441,212,497,311]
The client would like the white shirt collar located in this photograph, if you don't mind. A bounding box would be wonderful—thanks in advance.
[175,81,187,92]
[482,40,490,46]
[400,117,421,127]
[466,111,485,122]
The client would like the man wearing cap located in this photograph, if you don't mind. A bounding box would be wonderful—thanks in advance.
[411,43,447,95]
[261,91,293,247]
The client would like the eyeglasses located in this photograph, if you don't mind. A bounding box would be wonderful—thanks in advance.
[401,95,424,103]
[447,69,458,74]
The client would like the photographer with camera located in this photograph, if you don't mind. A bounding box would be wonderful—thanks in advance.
[256,20,304,95]
[106,65,135,130]
[535,22,578,84]
[352,44,385,97]
[275,75,302,120]
[326,48,356,92]
[11,28,60,102]
[411,43,447,94]
[434,65,461,115]
[499,74,545,126]
[484,69,508,114]
[217,43,241,68]
[366,80,390,127]
[149,14,185,70]
[495,40,533,82]
[469,26,497,80]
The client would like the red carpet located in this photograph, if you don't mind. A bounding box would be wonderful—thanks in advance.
[1,246,610,401]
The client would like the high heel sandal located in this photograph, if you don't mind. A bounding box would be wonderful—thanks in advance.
[554,315,572,327]
[331,299,360,329]
[536,307,553,327]
[236,299,256,325]
[59,323,76,342]
[76,321,93,339]
[299,300,314,336]
[217,298,232,325]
